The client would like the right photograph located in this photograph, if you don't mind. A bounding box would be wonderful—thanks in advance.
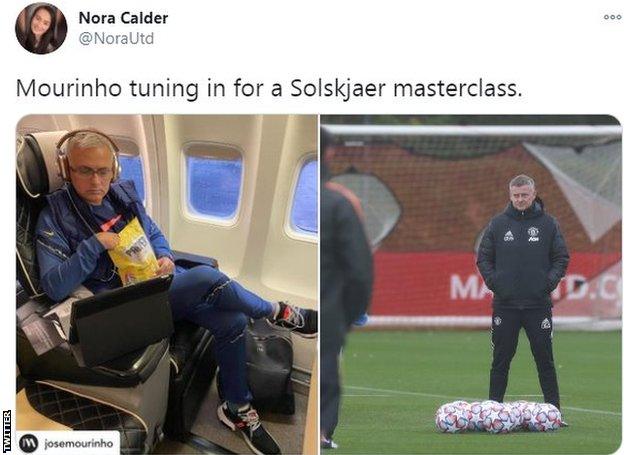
[319,115,622,454]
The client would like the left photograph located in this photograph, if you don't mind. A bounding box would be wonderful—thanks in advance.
[15,115,319,455]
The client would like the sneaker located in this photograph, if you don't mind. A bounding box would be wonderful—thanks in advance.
[217,403,281,455]
[271,302,317,338]
[321,437,339,449]
[556,406,568,427]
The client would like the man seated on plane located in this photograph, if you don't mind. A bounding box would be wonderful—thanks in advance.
[35,129,317,455]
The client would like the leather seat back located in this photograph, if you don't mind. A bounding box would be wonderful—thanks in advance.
[16,131,67,298]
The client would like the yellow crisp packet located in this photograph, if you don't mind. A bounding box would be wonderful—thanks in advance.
[108,217,159,285]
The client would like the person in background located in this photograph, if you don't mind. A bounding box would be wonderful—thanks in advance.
[320,127,374,449]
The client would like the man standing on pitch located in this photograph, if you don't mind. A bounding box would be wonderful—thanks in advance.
[320,127,374,448]
[477,174,569,415]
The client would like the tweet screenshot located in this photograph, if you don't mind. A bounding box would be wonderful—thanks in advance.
[3,2,623,455]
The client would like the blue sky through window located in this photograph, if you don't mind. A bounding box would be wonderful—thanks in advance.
[187,156,243,218]
[119,155,145,202]
[291,159,318,234]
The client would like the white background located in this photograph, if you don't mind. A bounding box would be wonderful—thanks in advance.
[2,0,623,442]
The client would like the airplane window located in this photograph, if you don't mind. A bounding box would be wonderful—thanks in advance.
[290,158,318,234]
[112,136,146,204]
[186,155,242,219]
[119,155,145,202]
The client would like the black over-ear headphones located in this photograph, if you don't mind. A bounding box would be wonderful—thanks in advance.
[56,128,121,181]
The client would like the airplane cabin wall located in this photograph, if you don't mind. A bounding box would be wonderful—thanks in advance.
[161,115,318,372]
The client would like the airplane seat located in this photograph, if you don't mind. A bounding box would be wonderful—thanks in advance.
[165,252,219,439]
[164,319,216,438]
[16,132,171,454]
[16,131,219,446]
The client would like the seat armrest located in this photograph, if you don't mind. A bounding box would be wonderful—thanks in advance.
[172,250,218,269]
[94,339,169,383]
[18,329,168,388]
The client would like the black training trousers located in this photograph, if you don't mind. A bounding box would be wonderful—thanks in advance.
[489,306,560,410]
[321,339,343,439]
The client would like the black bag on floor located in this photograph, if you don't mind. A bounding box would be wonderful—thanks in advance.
[245,318,295,415]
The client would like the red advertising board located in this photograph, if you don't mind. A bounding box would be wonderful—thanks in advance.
[371,252,621,318]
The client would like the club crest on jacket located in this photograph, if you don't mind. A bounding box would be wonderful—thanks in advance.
[528,226,539,242]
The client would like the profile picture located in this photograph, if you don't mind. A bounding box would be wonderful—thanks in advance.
[15,3,67,54]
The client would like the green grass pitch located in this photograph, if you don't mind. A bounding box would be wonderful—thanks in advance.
[329,330,621,454]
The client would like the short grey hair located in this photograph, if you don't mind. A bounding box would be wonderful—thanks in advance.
[509,174,535,189]
[66,131,114,161]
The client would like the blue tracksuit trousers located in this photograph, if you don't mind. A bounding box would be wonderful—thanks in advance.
[168,265,273,404]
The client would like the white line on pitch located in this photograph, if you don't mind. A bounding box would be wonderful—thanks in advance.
[343,394,391,397]
[506,394,568,397]
[345,385,620,416]
[344,385,479,402]
[565,406,621,416]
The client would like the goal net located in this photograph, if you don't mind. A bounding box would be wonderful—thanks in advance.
[324,124,622,330]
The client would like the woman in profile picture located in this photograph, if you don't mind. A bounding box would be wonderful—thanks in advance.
[16,3,66,54]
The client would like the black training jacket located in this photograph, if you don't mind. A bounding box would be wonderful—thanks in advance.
[476,199,569,309]
[320,181,373,347]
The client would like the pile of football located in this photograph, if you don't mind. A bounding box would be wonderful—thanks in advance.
[435,400,562,434]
